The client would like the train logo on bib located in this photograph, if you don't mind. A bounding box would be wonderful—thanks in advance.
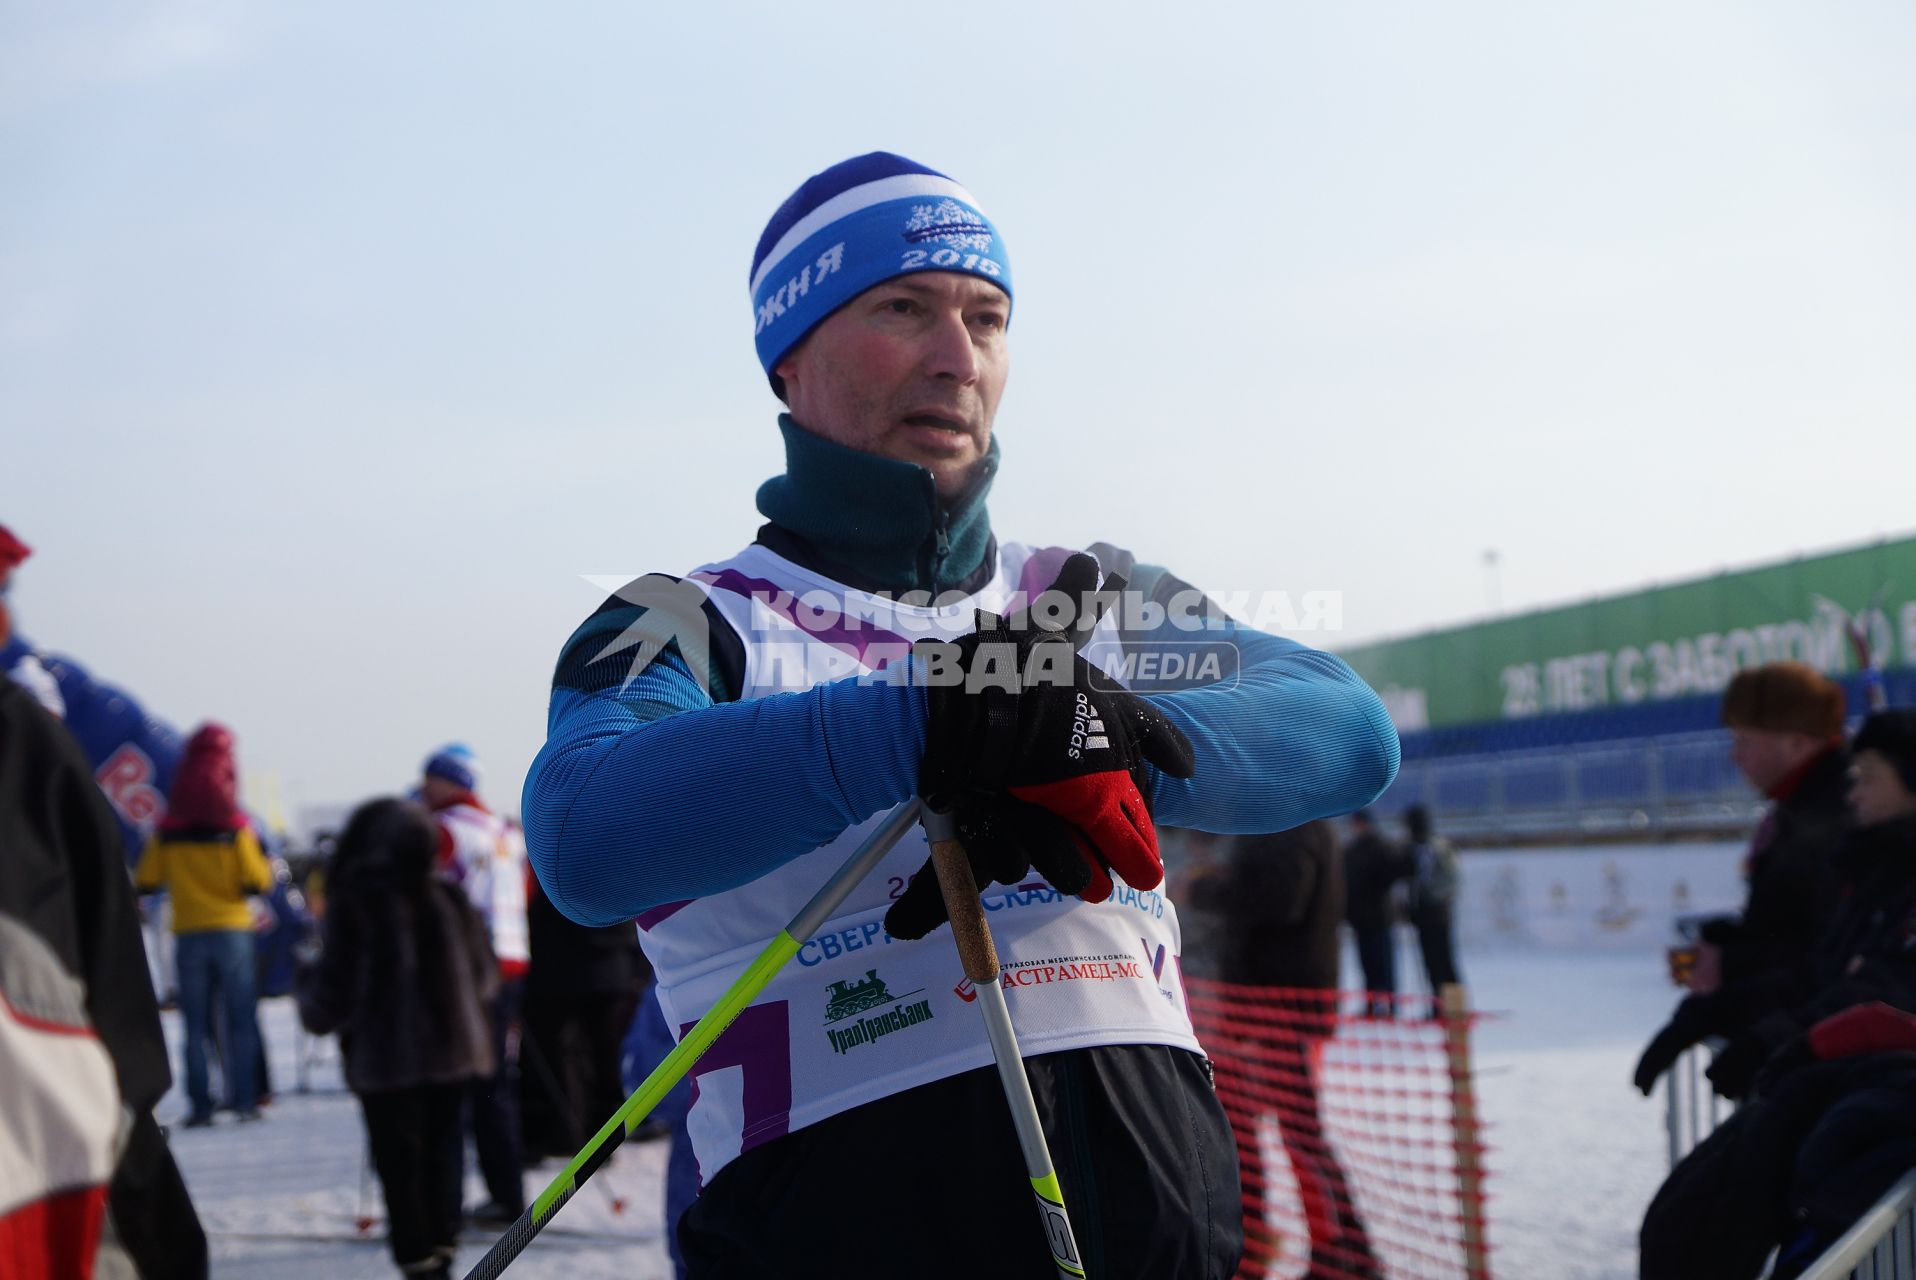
[822,968,936,1057]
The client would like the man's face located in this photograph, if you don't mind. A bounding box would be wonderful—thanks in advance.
[1849,750,1916,827]
[420,775,463,807]
[775,272,1009,500]
[1728,727,1823,794]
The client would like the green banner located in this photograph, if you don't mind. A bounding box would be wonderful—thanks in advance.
[1336,535,1916,731]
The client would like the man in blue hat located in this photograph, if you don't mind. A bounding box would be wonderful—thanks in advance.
[421,744,529,1226]
[524,152,1400,1277]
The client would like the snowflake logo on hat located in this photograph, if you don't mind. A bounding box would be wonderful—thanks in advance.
[904,199,993,252]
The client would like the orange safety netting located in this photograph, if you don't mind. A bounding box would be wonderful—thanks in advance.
[1187,981,1494,1280]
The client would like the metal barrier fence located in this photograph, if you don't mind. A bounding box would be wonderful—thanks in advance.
[1664,1041,1730,1170]
[1663,1048,1916,1280]
[1797,1169,1916,1280]
[1379,730,1760,842]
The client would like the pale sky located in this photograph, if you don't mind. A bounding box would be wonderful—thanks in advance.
[5,1,1913,825]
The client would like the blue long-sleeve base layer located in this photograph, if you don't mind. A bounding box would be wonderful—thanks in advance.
[524,598,1400,928]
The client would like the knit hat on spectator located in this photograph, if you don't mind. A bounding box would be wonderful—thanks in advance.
[1720,662,1845,739]
[422,744,481,794]
[162,723,246,834]
[0,526,25,641]
[0,525,29,577]
[1854,709,1916,795]
[750,151,1011,398]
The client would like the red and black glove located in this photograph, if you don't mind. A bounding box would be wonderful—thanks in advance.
[884,553,1195,940]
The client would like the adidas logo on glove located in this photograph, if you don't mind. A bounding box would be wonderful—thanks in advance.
[1068,692,1110,760]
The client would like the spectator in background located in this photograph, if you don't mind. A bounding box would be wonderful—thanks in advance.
[1165,828,1228,980]
[0,669,208,1277]
[1342,808,1410,1017]
[1633,663,1851,1095]
[1642,712,1916,1278]
[297,799,497,1280]
[519,838,650,1162]
[244,841,317,1108]
[0,912,126,1280]
[134,723,272,1127]
[0,525,65,716]
[1186,820,1380,1280]
[419,745,529,1224]
[1696,708,1916,1099]
[1700,662,1852,995]
[1402,803,1462,997]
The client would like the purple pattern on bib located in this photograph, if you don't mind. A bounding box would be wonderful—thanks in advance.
[695,569,915,669]
[681,1000,794,1185]
[635,899,694,931]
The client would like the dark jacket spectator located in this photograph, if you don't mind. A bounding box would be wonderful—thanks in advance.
[1188,820,1345,993]
[0,678,208,1278]
[296,798,496,1094]
[1706,663,1852,988]
[1343,809,1411,1018]
[1645,704,1916,1275]
[1185,820,1378,1277]
[1634,665,1852,1095]
[296,798,497,1279]
[1710,744,1853,985]
[1642,1004,1916,1280]
[1403,804,1463,992]
[520,874,649,1159]
[1701,814,1916,1099]
[1342,812,1409,935]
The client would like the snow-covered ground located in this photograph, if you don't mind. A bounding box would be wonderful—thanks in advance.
[162,1004,673,1280]
[158,839,1745,1279]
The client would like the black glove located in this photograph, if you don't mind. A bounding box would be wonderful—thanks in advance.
[1633,996,1716,1096]
[896,553,1195,937]
[1707,1013,1798,1101]
[1705,1034,1773,1101]
[884,796,1090,940]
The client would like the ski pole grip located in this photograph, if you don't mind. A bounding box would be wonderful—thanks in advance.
[923,807,1000,984]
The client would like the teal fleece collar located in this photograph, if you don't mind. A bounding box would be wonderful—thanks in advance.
[755,415,999,594]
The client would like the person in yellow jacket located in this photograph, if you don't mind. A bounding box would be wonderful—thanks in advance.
[134,722,272,1126]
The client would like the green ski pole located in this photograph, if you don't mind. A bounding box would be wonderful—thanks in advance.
[460,798,923,1280]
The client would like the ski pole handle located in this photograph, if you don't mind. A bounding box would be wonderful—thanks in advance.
[928,822,999,984]
[920,802,1086,1280]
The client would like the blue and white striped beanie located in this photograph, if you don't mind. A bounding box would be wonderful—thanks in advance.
[750,151,1012,396]
[422,743,481,794]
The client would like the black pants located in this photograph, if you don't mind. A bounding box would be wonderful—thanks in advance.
[1412,904,1461,992]
[520,989,639,1159]
[680,1043,1242,1279]
[361,1084,466,1271]
[1351,925,1396,1016]
[469,977,526,1212]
